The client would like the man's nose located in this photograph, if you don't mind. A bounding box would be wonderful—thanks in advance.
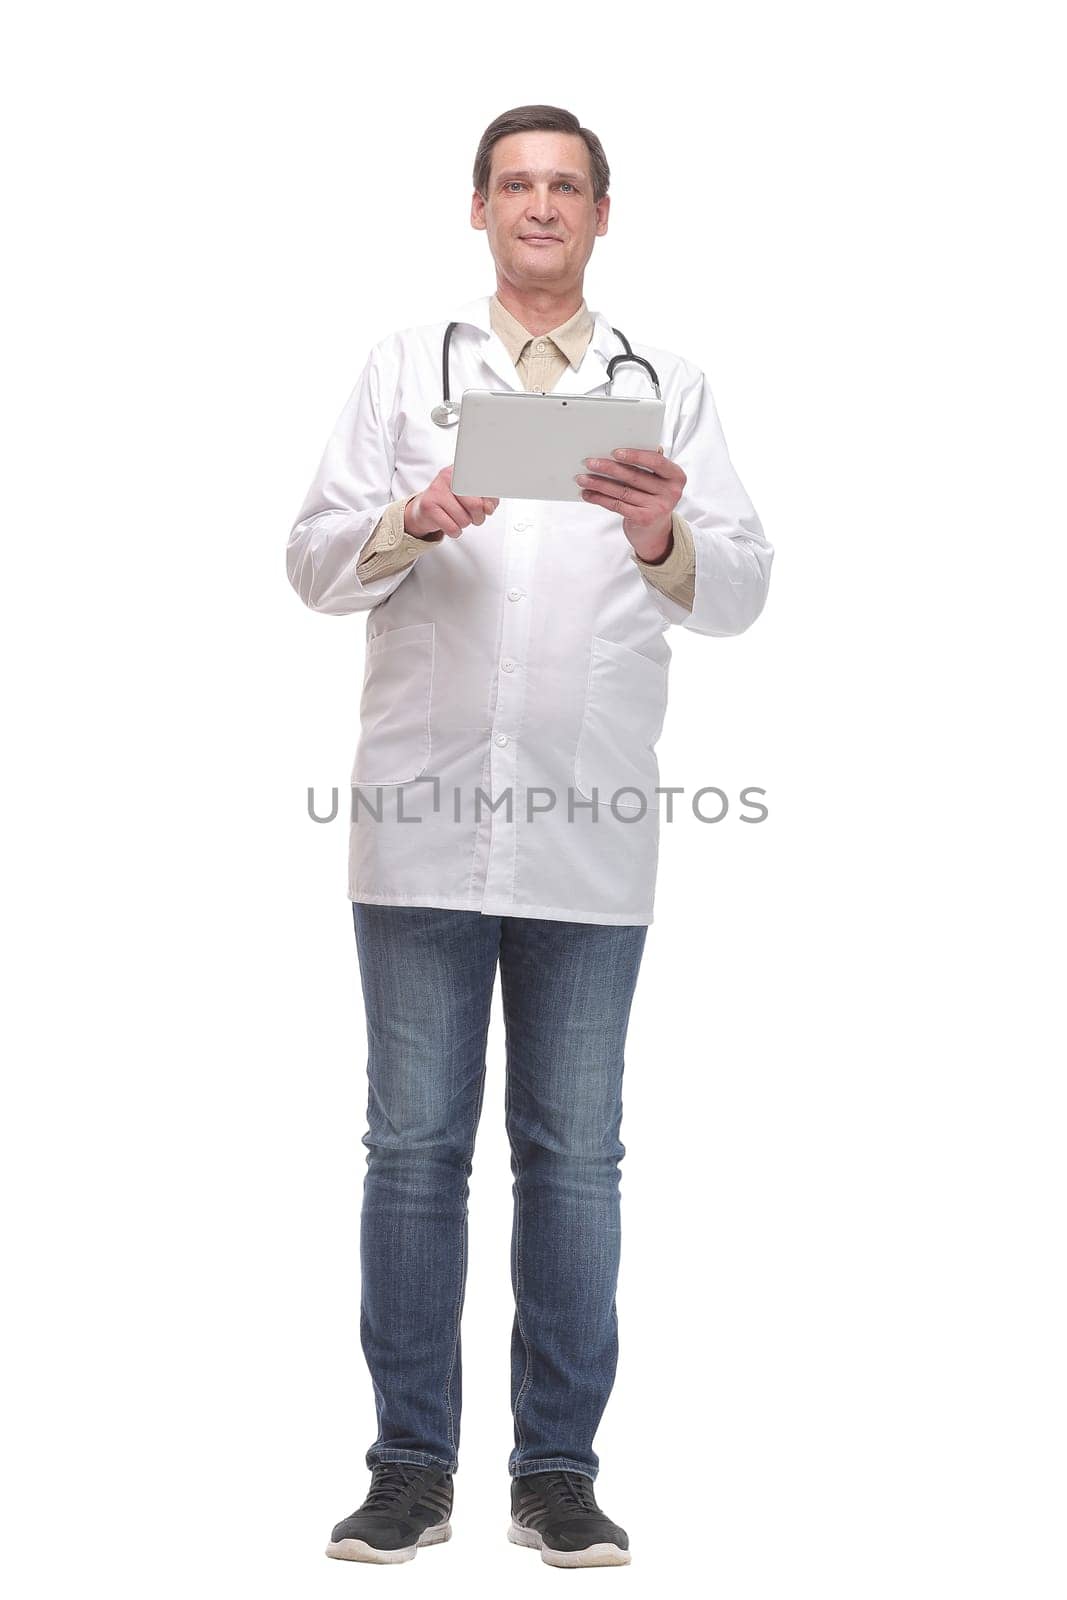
[526,188,558,221]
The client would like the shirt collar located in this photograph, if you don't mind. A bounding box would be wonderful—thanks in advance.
[447,292,618,367]
[488,292,593,372]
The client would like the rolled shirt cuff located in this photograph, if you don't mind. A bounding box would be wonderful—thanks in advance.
[631,511,696,612]
[355,497,445,582]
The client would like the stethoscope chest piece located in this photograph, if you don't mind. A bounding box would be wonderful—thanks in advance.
[431,400,462,428]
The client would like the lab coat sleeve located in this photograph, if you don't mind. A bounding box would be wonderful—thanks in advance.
[286,336,420,614]
[632,365,773,636]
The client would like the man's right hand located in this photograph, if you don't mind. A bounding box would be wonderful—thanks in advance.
[404,465,500,539]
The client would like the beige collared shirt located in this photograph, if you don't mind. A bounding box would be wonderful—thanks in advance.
[354,293,696,611]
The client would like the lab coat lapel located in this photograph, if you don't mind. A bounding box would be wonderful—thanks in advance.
[481,330,524,393]
[449,295,521,393]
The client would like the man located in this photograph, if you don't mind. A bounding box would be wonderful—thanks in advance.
[286,104,773,1568]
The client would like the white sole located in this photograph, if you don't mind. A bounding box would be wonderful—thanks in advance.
[326,1519,451,1564]
[508,1517,631,1567]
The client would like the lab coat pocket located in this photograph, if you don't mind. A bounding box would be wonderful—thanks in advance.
[574,635,668,814]
[351,621,435,784]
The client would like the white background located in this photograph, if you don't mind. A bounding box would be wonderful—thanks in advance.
[4,2,1064,1595]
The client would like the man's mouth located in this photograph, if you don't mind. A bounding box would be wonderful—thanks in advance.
[521,235,562,243]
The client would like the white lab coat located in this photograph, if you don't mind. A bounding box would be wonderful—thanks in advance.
[287,295,772,925]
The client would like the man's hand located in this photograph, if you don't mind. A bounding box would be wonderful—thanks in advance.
[405,465,500,539]
[575,445,685,562]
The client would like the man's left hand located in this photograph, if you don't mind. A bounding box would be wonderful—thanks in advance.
[575,446,686,562]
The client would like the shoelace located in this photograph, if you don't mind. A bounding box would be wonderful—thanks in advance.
[363,1463,427,1511]
[540,1470,599,1514]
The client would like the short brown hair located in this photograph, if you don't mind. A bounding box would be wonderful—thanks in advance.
[473,105,610,204]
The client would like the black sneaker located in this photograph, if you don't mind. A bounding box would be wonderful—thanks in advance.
[509,1469,631,1567]
[326,1462,453,1564]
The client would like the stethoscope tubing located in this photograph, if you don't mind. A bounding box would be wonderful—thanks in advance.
[433,321,661,427]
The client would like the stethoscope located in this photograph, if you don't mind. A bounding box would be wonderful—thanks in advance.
[430,322,662,427]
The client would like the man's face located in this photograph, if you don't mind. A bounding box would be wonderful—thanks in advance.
[471,130,609,290]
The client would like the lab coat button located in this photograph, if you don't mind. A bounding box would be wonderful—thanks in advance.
[501,658,515,672]
[513,520,530,532]
[495,733,509,746]
[507,587,524,601]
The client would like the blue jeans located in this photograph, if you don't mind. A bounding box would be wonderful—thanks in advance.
[351,902,649,1481]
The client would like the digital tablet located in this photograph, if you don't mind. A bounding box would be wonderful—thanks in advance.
[450,389,667,502]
